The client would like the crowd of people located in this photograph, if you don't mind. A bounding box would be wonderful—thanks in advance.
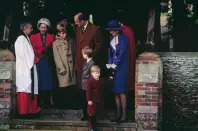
[14,12,136,131]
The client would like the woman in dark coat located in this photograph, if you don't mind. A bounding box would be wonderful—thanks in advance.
[105,20,129,123]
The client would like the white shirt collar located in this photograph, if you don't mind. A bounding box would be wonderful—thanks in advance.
[84,22,88,30]
[87,58,92,63]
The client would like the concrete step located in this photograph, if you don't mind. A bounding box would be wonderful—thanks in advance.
[39,109,83,120]
[10,119,137,131]
[14,109,134,121]
[9,130,65,131]
[10,109,136,130]
[40,109,83,115]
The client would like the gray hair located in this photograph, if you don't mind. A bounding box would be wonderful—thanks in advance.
[20,22,31,31]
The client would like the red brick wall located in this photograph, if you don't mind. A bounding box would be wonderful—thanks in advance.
[0,50,15,127]
[135,52,162,131]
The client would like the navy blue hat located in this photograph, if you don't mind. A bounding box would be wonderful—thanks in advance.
[105,20,123,31]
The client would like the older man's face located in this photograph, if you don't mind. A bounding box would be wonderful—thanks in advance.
[25,24,33,35]
[74,16,83,27]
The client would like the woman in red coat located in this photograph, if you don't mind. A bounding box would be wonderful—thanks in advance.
[30,18,56,108]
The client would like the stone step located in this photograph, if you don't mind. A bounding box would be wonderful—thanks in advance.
[39,114,82,120]
[40,109,83,115]
[9,130,65,131]
[39,109,83,120]
[10,119,137,131]
[23,109,134,121]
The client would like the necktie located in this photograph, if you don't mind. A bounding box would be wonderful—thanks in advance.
[82,26,86,32]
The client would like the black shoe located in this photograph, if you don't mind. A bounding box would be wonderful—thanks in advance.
[110,117,120,122]
[18,114,29,119]
[50,104,55,108]
[117,118,128,124]
[81,116,88,121]
[18,114,38,119]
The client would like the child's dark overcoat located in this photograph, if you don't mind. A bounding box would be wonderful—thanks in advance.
[86,77,104,116]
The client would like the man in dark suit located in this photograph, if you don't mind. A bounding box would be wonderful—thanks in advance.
[74,12,104,90]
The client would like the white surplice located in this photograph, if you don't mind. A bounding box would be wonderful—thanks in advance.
[15,35,38,94]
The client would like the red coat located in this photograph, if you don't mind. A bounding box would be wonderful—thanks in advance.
[75,23,103,89]
[86,77,104,115]
[122,25,136,90]
[30,33,55,63]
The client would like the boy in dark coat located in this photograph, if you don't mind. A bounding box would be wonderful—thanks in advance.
[81,46,95,120]
[86,65,104,131]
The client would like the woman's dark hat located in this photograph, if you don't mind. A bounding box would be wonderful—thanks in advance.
[105,20,123,31]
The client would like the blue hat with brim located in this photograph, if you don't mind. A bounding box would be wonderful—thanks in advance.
[105,20,123,31]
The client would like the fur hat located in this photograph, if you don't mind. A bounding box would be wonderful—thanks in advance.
[37,18,51,29]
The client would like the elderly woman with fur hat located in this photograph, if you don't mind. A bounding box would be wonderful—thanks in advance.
[30,18,57,108]
[105,20,129,124]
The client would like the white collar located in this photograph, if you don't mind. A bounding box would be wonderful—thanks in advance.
[87,58,92,63]
[110,35,119,50]
[84,22,88,30]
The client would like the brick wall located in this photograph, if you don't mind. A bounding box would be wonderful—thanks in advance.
[135,52,162,131]
[0,49,15,130]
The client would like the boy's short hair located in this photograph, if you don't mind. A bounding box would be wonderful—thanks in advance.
[82,46,93,58]
[91,65,100,73]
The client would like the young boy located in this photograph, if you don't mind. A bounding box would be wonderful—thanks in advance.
[53,26,76,108]
[81,46,95,120]
[53,28,76,88]
[86,65,104,131]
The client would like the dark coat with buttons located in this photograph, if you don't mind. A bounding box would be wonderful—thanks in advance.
[86,76,104,115]
[75,23,103,89]
[108,33,129,93]
[53,37,76,87]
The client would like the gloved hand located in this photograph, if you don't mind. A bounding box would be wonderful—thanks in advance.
[111,63,117,69]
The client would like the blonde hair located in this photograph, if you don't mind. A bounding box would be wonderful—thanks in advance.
[82,46,93,57]
[91,65,100,73]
